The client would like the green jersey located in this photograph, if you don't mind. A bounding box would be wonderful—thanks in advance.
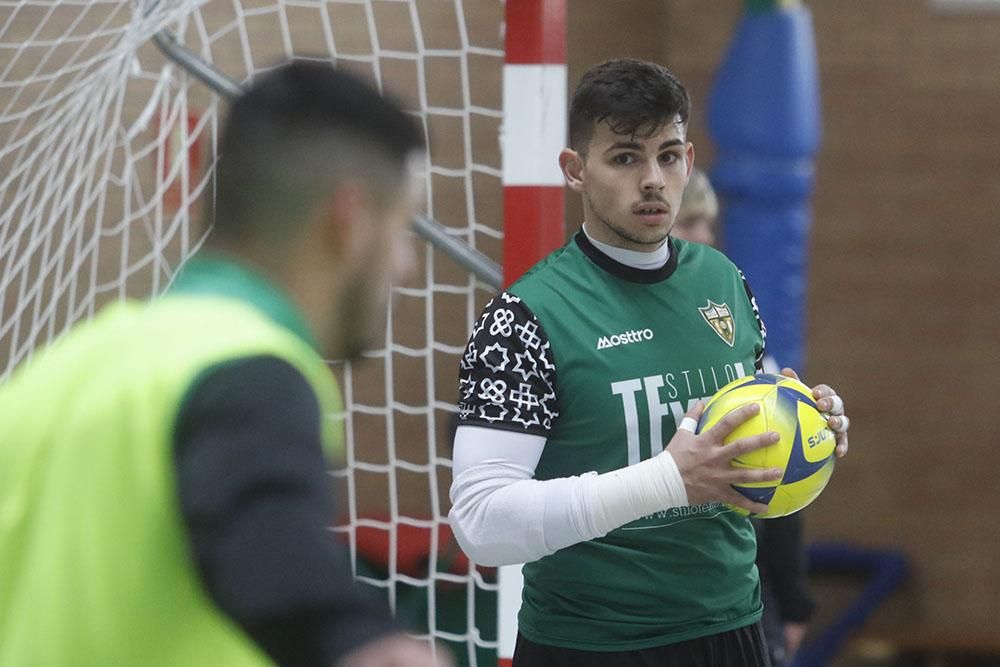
[457,233,766,651]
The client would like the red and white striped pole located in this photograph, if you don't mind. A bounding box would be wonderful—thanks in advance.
[498,3,566,664]
[502,0,567,288]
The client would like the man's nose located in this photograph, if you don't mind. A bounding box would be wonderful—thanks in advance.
[394,236,417,285]
[640,161,665,191]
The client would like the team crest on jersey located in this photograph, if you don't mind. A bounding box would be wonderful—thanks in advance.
[698,300,735,347]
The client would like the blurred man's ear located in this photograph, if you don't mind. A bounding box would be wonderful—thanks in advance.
[560,148,585,194]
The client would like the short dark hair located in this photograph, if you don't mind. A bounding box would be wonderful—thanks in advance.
[569,59,690,153]
[211,59,425,242]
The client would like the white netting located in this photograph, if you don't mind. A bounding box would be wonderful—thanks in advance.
[0,1,504,664]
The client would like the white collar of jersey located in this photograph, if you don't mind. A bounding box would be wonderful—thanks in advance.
[582,224,671,271]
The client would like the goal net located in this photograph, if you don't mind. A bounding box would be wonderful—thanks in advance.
[0,1,513,664]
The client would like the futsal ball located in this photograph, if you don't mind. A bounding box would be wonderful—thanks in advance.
[697,373,836,519]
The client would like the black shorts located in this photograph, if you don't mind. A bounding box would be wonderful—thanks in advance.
[512,622,772,667]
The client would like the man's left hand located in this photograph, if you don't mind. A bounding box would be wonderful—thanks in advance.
[780,367,850,458]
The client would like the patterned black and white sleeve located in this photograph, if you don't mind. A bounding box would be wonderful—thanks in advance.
[457,291,559,436]
[739,269,768,373]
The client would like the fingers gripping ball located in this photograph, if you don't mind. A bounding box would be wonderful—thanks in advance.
[697,373,836,518]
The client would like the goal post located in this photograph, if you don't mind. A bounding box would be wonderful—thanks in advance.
[498,3,567,665]
[0,2,565,666]
[501,0,567,288]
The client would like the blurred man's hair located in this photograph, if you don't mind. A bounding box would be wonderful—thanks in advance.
[679,168,718,222]
[569,58,690,154]
[211,60,425,243]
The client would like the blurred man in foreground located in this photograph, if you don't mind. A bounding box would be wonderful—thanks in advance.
[0,60,452,667]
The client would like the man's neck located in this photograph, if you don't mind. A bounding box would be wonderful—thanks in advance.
[582,223,670,270]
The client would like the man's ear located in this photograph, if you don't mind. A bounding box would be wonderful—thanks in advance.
[559,148,585,194]
[684,142,696,181]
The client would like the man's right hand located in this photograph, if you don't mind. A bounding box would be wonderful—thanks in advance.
[666,401,782,514]
[337,635,455,667]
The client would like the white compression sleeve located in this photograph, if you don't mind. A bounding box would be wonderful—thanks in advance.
[449,426,600,566]
[588,450,688,534]
[448,425,688,567]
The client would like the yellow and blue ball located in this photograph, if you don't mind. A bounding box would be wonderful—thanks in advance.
[697,373,836,519]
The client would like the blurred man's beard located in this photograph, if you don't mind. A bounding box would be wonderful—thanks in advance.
[336,266,388,362]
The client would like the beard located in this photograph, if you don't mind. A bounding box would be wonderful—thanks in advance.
[585,192,671,248]
[334,263,390,362]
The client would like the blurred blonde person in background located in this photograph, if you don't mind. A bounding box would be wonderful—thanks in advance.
[673,167,720,246]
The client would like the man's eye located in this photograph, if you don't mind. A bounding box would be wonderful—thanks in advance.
[613,154,634,165]
[660,153,678,164]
